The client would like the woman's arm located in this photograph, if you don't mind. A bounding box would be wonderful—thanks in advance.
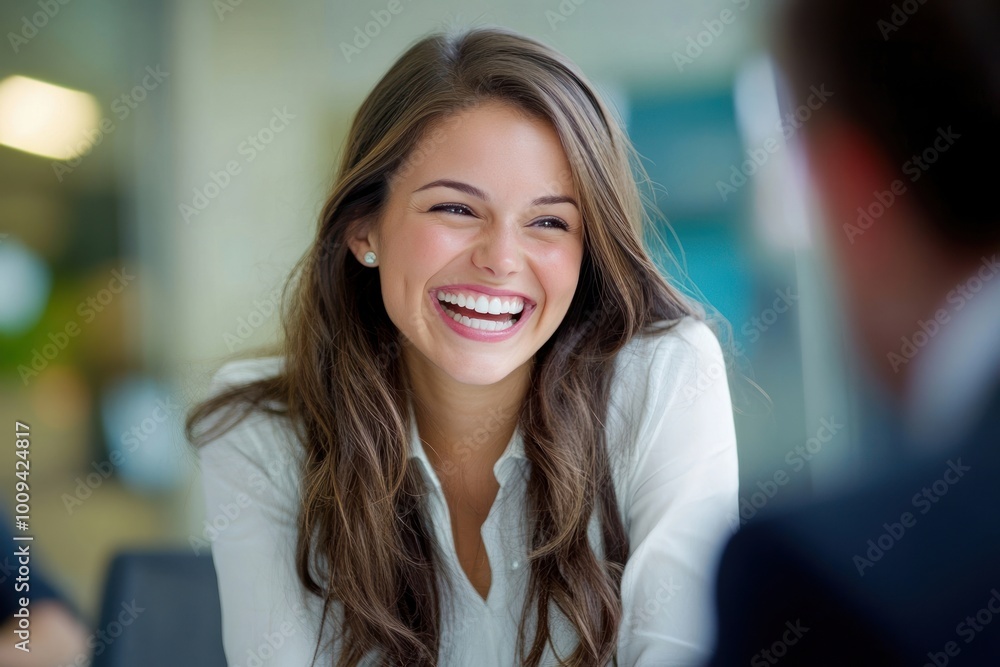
[197,361,326,667]
[615,318,740,667]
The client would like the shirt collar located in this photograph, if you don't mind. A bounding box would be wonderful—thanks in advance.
[405,397,526,492]
[903,252,1000,452]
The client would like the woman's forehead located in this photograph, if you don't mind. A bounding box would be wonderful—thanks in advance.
[398,104,578,200]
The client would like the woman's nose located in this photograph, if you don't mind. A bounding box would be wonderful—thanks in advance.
[471,224,524,278]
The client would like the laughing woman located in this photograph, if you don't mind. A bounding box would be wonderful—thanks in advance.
[187,27,738,667]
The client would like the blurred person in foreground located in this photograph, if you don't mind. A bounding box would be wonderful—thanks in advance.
[707,0,1000,665]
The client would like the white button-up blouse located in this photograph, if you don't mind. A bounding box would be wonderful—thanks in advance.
[196,316,739,666]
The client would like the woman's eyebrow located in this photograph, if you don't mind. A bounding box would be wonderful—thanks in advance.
[414,179,489,201]
[413,179,579,210]
[532,194,578,210]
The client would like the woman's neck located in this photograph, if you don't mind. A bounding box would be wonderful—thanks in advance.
[404,348,531,478]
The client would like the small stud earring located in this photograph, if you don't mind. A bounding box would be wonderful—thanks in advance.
[363,251,377,265]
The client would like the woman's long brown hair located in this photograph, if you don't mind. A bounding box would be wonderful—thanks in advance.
[186,27,700,667]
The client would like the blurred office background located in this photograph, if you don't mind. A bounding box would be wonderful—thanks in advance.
[0,0,904,639]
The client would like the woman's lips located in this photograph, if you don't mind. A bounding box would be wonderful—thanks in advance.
[429,291,534,341]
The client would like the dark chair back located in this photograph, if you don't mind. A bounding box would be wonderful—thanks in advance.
[90,549,226,667]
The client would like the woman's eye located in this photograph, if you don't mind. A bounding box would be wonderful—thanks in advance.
[430,203,473,216]
[534,217,570,231]
[429,204,568,231]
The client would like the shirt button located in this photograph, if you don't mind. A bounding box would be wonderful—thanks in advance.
[511,560,521,570]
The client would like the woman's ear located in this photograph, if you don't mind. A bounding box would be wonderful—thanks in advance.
[345,217,378,265]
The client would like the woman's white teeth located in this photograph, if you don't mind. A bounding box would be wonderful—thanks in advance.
[436,290,524,314]
[440,305,516,331]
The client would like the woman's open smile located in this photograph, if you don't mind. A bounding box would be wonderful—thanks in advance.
[429,286,536,341]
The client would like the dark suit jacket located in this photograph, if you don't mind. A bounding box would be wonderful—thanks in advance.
[706,382,1000,666]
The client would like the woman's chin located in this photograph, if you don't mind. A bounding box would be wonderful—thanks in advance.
[440,364,517,387]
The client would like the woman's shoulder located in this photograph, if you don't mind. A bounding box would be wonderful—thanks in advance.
[198,355,302,489]
[606,317,737,533]
[607,316,731,468]
[208,355,285,394]
[614,315,726,391]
